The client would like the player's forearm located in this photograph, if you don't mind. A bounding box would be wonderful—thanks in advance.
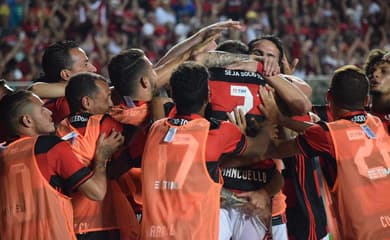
[278,115,314,133]
[282,74,312,98]
[155,52,189,88]
[263,169,283,196]
[156,32,201,67]
[78,158,108,201]
[243,119,280,162]
[219,138,269,168]
[264,139,301,160]
[202,51,252,68]
[28,82,66,98]
[91,157,108,198]
[85,173,107,200]
[151,96,173,120]
[266,75,312,115]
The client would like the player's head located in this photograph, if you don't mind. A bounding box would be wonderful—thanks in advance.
[0,90,55,135]
[248,35,284,72]
[65,72,112,114]
[42,40,96,83]
[216,40,248,54]
[328,65,368,111]
[108,48,158,101]
[368,51,390,96]
[170,61,210,115]
[363,49,386,81]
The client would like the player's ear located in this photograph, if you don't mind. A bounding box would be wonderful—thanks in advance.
[326,89,332,104]
[60,69,72,81]
[81,96,92,110]
[140,77,148,89]
[21,114,33,128]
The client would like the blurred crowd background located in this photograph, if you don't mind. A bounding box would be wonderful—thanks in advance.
[0,0,389,103]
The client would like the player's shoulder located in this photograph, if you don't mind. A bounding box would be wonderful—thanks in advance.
[208,117,222,130]
[101,113,116,123]
[35,135,66,154]
[210,118,242,135]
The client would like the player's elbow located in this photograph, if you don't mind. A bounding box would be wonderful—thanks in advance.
[289,97,312,116]
[86,190,106,201]
[244,137,270,159]
[27,83,40,95]
[78,179,107,201]
[300,84,312,99]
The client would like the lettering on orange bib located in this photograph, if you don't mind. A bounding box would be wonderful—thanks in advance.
[0,137,76,240]
[141,118,222,239]
[327,114,390,239]
[56,115,140,237]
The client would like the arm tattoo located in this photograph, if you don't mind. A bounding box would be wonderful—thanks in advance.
[203,51,251,68]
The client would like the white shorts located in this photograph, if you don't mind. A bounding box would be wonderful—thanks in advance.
[219,207,288,240]
[321,234,330,240]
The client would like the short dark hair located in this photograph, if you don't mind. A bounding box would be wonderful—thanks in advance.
[248,35,284,71]
[108,49,149,97]
[363,49,387,80]
[216,40,248,54]
[170,62,209,115]
[65,72,108,113]
[41,40,80,83]
[329,65,368,110]
[0,90,34,134]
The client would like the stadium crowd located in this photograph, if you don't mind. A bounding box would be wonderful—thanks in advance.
[0,1,389,240]
[0,0,389,82]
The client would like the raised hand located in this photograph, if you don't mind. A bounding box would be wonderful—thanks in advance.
[190,36,218,62]
[282,52,299,75]
[262,56,281,77]
[195,19,243,41]
[223,54,280,77]
[227,107,247,134]
[258,85,282,124]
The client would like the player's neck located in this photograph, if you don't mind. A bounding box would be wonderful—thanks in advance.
[197,109,205,117]
[16,128,40,138]
[371,93,390,114]
[332,107,350,121]
[198,102,208,117]
[132,91,151,102]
